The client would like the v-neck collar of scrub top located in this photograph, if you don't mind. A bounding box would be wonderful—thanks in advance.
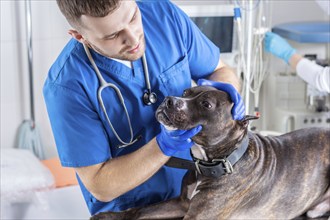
[111,58,132,69]
[85,47,146,86]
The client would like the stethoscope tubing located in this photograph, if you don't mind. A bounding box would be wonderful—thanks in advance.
[83,44,138,147]
[142,51,152,93]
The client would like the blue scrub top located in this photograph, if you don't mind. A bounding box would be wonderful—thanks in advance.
[43,0,220,215]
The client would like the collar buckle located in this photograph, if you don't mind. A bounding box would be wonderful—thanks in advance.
[212,158,233,174]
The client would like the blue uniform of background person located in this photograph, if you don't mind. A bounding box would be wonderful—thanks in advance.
[43,1,220,215]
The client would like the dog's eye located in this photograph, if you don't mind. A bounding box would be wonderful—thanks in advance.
[201,101,212,109]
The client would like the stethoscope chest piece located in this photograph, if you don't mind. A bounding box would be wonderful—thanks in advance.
[143,91,157,105]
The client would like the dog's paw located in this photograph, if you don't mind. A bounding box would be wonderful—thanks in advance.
[306,200,330,218]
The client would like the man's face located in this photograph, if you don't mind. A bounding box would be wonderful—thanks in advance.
[77,1,145,61]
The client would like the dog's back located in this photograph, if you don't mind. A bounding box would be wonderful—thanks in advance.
[249,127,329,218]
[185,127,330,219]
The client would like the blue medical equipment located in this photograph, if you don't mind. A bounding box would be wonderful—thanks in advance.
[83,44,157,148]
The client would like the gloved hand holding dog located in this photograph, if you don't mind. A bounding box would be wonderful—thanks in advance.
[156,124,202,156]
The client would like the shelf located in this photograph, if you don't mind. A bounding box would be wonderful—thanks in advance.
[272,21,330,43]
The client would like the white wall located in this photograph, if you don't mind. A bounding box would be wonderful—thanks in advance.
[272,0,328,24]
[1,0,70,158]
[0,0,329,158]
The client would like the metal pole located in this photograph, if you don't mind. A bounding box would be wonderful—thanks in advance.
[244,0,254,115]
[25,0,35,125]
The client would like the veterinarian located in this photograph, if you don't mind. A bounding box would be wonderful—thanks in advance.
[264,31,330,93]
[43,0,245,215]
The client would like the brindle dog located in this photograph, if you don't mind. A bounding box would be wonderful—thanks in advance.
[92,86,330,220]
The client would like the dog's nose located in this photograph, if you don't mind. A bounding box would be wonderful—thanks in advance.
[165,97,183,109]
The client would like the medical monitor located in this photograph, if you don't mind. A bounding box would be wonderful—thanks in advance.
[176,3,238,66]
[190,16,233,53]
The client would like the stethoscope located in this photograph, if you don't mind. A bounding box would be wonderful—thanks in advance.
[83,44,157,148]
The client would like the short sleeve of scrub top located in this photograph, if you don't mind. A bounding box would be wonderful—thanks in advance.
[43,46,111,167]
[141,1,220,81]
[168,3,221,79]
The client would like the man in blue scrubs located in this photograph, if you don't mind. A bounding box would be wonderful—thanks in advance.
[44,0,245,215]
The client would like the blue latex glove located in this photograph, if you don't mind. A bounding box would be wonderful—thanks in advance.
[156,124,202,156]
[264,32,296,64]
[197,79,245,120]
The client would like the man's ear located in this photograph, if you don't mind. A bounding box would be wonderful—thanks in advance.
[68,29,85,43]
[238,115,259,128]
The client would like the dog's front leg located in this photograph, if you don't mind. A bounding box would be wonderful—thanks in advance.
[91,196,188,220]
[137,196,189,219]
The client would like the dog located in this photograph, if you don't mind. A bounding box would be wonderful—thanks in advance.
[91,86,330,220]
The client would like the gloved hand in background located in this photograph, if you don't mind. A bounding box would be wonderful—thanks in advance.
[156,124,202,156]
[197,79,245,120]
[264,31,296,64]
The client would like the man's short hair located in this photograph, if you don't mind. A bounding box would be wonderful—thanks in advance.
[56,0,120,29]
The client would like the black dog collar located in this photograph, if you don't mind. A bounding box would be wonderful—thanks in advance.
[165,136,249,178]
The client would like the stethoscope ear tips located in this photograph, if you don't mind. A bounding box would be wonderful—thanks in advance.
[143,91,157,105]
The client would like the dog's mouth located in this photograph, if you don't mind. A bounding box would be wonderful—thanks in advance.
[156,108,178,130]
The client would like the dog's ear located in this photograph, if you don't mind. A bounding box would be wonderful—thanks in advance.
[237,115,259,128]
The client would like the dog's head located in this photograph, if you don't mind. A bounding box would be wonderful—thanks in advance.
[156,86,257,156]
[156,86,233,130]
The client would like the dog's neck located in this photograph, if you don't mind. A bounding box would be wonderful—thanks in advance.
[192,125,247,162]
